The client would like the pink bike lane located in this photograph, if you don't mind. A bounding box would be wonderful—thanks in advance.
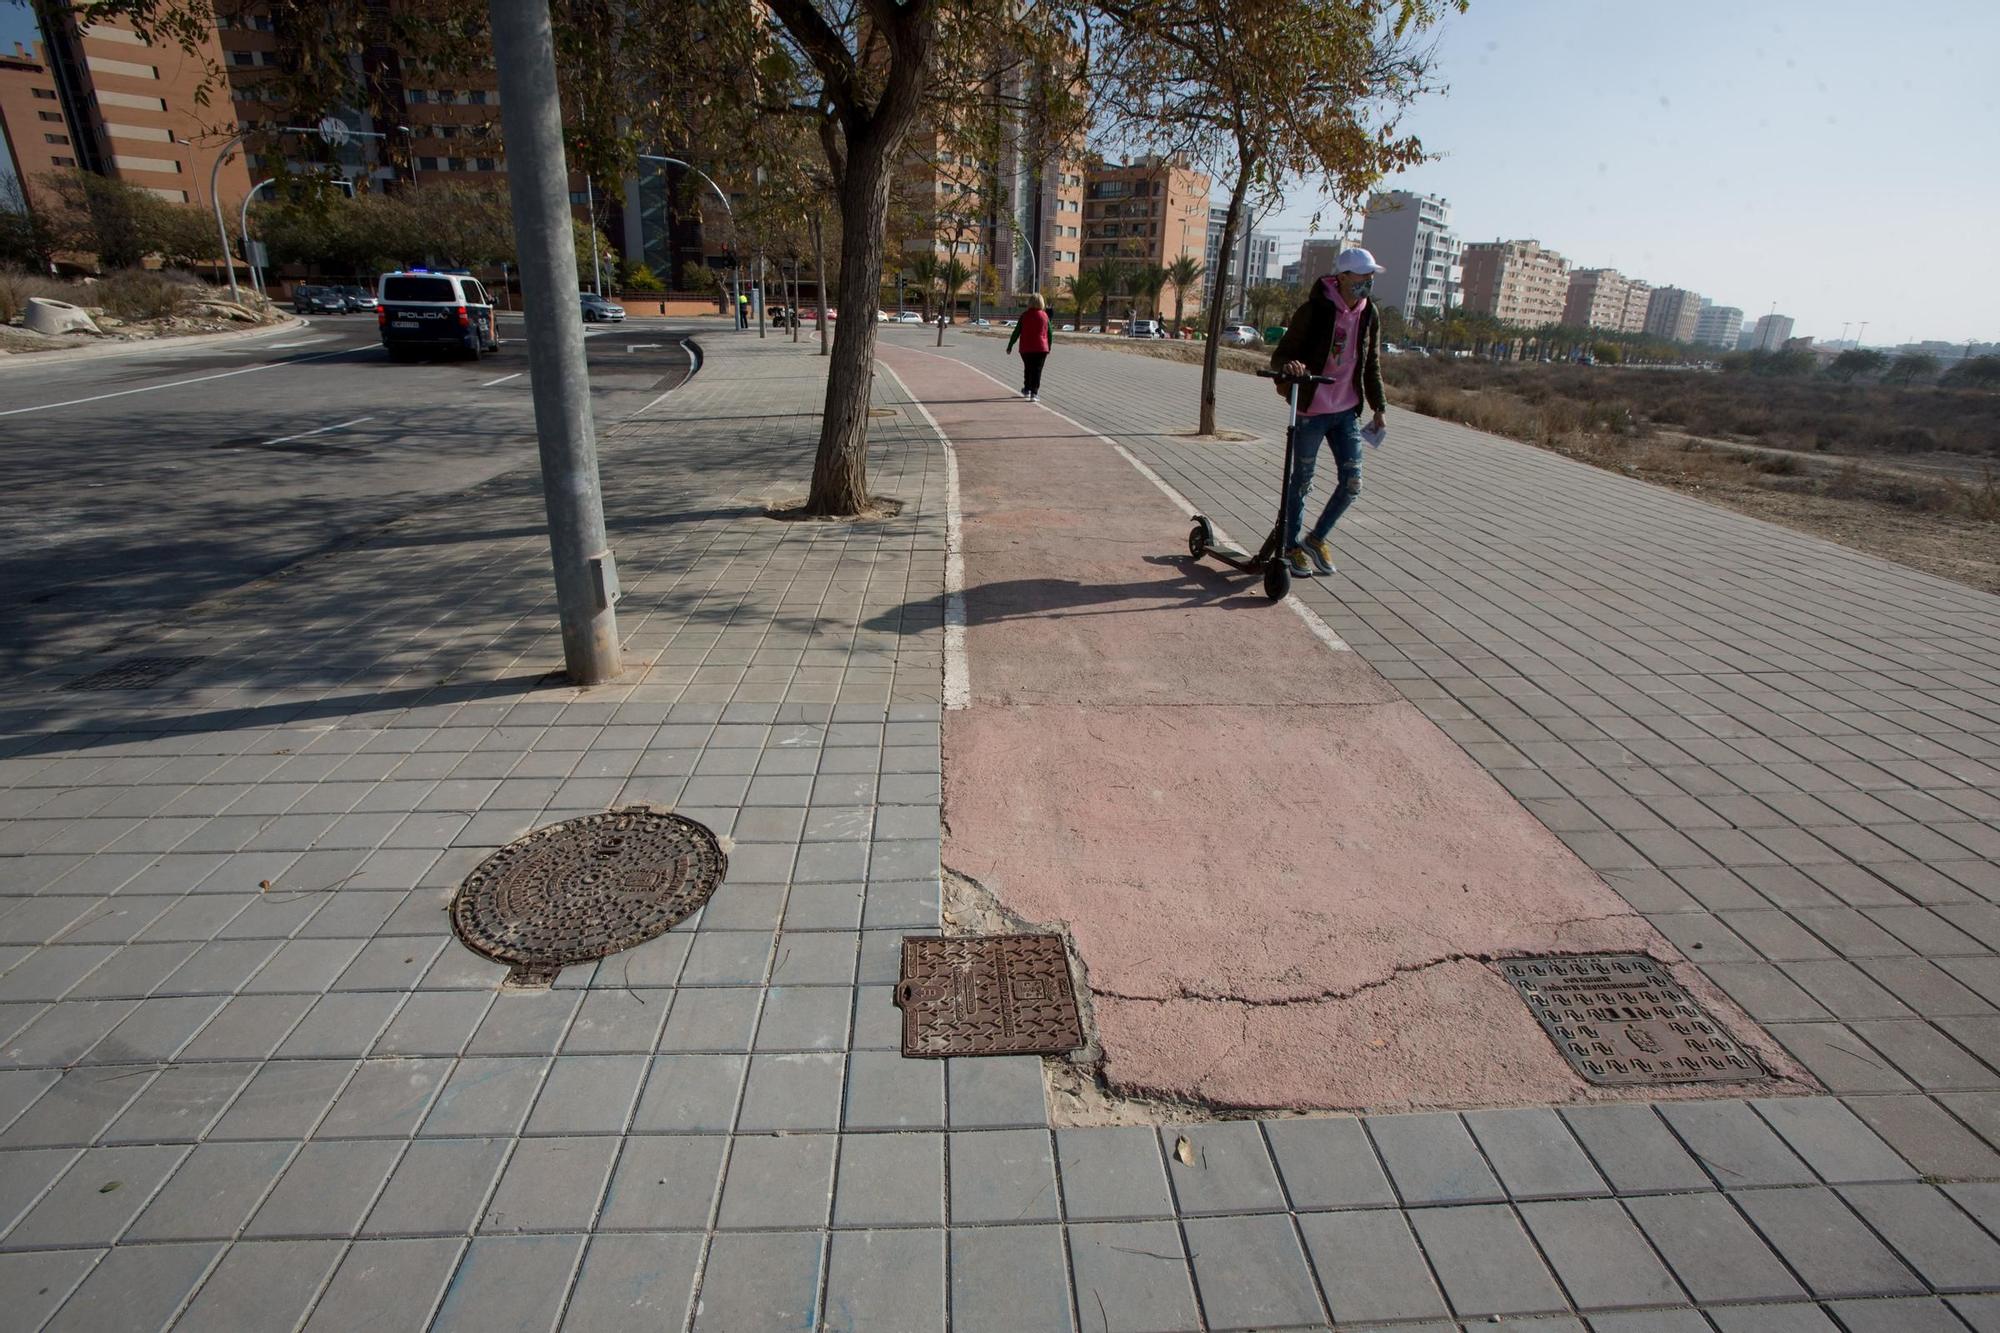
[877,342,1803,1112]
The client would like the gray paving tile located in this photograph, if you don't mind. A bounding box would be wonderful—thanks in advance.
[832,1130,944,1228]
[1562,1104,1712,1194]
[176,992,314,1060]
[1848,1094,2000,1178]
[177,1238,344,1331]
[1824,1296,1970,1332]
[123,1139,295,1242]
[1158,1121,1285,1216]
[315,1057,449,1138]
[522,1055,647,1135]
[1838,1182,2000,1294]
[246,1138,402,1238]
[753,986,852,1051]
[843,1049,944,1129]
[1519,1198,1684,1310]
[1658,1099,1815,1187]
[276,992,404,1059]
[1583,1312,1708,1333]
[8,1143,187,1247]
[1060,1221,1197,1333]
[737,1052,845,1132]
[560,988,672,1054]
[1408,1203,1568,1318]
[363,1137,509,1236]
[302,1236,464,1332]
[481,1137,619,1234]
[1952,1293,2000,1333]
[1368,1111,1505,1205]
[823,1229,945,1333]
[372,991,493,1057]
[657,987,761,1053]
[431,1233,586,1333]
[1750,1095,1919,1183]
[420,1056,547,1138]
[100,1061,255,1144]
[1625,1192,1805,1303]
[0,1249,98,1331]
[1181,1213,1320,1332]
[0,1146,79,1235]
[950,1223,1074,1333]
[0,1064,158,1148]
[692,1230,825,1332]
[465,989,580,1056]
[595,1134,726,1231]
[946,1055,1045,1129]
[717,1132,836,1229]
[1465,1107,1609,1200]
[43,1240,220,1333]
[208,1059,354,1140]
[1054,1125,1175,1222]
[560,1233,703,1332]
[1298,1208,1450,1325]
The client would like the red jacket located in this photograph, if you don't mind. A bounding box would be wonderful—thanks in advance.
[1009,309,1051,355]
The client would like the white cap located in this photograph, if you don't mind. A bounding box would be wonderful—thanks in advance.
[1335,247,1386,275]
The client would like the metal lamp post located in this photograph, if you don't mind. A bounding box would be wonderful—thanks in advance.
[240,175,354,298]
[638,155,742,331]
[208,118,390,305]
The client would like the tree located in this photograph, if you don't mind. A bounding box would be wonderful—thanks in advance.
[907,253,940,322]
[1886,352,1940,385]
[1942,354,2000,390]
[0,177,64,271]
[1093,0,1457,433]
[1087,255,1128,331]
[1165,252,1204,330]
[42,169,214,271]
[621,262,665,291]
[1246,281,1292,329]
[937,256,970,343]
[1064,269,1102,329]
[1826,348,1888,382]
[1131,263,1168,319]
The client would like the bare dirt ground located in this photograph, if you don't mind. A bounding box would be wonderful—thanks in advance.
[1001,331,2000,595]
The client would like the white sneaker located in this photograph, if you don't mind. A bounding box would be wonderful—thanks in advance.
[1021,390,1032,399]
[1029,392,1039,401]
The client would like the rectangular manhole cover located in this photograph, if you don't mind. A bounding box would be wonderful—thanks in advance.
[1502,954,1767,1086]
[63,656,206,691]
[896,933,1084,1058]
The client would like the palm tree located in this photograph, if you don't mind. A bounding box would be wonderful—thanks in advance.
[937,257,970,345]
[1165,253,1204,331]
[1064,270,1102,329]
[1130,264,1169,320]
[1087,257,1128,332]
[907,254,939,321]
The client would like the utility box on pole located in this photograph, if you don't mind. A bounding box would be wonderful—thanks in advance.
[487,0,621,685]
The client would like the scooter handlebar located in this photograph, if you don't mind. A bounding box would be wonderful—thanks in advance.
[1256,369,1341,384]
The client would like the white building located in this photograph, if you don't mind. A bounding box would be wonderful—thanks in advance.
[1693,300,1744,350]
[1204,205,1279,317]
[1358,190,1460,315]
[1749,313,1796,351]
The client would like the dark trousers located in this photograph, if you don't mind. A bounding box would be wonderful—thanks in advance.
[1021,351,1048,394]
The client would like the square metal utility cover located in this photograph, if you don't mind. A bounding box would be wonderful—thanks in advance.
[896,933,1084,1058]
[63,656,206,691]
[1502,954,1767,1086]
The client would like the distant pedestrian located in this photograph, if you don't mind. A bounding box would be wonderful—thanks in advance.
[737,292,749,328]
[1006,293,1052,401]
[1271,247,1389,578]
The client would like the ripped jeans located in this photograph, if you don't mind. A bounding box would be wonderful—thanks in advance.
[1282,407,1363,548]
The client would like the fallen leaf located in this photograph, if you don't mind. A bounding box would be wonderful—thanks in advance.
[258,880,271,892]
[1174,1136,1193,1165]
[97,1181,121,1194]
[1368,1038,1388,1050]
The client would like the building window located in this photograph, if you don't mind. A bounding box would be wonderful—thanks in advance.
[51,156,75,167]
[44,133,69,144]
[470,90,489,104]
[39,110,63,122]
[33,87,57,99]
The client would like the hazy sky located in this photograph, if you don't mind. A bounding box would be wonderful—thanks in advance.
[1248,0,2000,347]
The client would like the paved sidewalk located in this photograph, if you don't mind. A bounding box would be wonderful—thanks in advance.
[0,325,1994,1331]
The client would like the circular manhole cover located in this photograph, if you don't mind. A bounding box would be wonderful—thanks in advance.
[452,806,727,976]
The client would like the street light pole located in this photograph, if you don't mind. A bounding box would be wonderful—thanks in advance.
[584,175,602,296]
[639,155,741,331]
[210,132,249,305]
[488,0,621,685]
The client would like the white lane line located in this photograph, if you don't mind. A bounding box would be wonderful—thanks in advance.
[629,339,700,418]
[481,372,523,388]
[258,415,374,448]
[890,343,1350,652]
[0,345,365,418]
[268,337,334,348]
[876,360,970,710]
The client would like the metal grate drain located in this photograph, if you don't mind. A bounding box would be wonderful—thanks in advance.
[895,933,1085,1058]
[452,806,726,984]
[1502,954,1767,1086]
[63,656,206,691]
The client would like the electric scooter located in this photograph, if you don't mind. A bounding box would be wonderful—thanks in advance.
[1187,369,1340,601]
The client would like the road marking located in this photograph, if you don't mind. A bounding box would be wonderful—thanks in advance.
[876,360,970,709]
[481,372,523,388]
[624,343,663,352]
[0,345,364,418]
[629,339,699,417]
[258,415,373,448]
[891,343,1349,652]
[268,337,334,348]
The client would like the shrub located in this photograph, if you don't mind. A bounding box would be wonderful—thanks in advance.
[620,262,664,292]
[98,269,194,321]
[0,269,83,324]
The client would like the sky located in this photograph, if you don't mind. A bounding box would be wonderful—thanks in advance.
[1243,0,2000,348]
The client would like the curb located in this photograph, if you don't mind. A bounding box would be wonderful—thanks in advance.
[0,313,311,371]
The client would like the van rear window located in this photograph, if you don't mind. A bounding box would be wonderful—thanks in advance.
[382,276,456,302]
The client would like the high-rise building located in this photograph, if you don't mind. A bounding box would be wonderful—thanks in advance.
[1749,313,1795,350]
[0,40,75,212]
[1563,268,1650,333]
[1202,205,1278,316]
[1083,155,1208,268]
[1457,239,1570,327]
[1357,190,1459,315]
[1643,286,1703,343]
[1693,301,1743,350]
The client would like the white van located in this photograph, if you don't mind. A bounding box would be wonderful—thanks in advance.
[377,269,500,361]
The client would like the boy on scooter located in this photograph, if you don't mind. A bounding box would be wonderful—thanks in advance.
[1271,248,1389,577]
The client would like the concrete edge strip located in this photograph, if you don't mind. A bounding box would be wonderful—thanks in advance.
[892,340,1352,655]
[0,312,310,372]
[874,358,971,710]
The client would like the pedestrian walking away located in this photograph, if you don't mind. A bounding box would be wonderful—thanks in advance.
[1271,246,1389,578]
[1006,292,1053,401]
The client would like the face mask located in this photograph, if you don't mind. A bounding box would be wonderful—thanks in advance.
[1350,278,1373,299]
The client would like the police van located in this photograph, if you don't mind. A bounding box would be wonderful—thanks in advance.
[376,269,501,360]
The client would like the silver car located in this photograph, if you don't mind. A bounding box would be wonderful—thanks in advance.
[1221,324,1262,348]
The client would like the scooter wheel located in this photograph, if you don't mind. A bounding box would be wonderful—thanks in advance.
[1187,518,1212,560]
[1263,562,1291,601]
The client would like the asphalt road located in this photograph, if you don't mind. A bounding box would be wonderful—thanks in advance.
[0,312,700,673]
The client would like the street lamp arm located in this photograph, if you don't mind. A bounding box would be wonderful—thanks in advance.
[638,154,744,332]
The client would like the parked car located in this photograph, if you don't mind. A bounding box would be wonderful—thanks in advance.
[1126,318,1165,338]
[973,318,992,328]
[580,292,626,322]
[335,285,378,313]
[377,269,500,360]
[292,284,344,315]
[1061,323,1076,332]
[895,311,922,324]
[1221,323,1261,348]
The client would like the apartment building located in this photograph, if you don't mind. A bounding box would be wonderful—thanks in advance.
[1457,238,1570,327]
[1693,300,1743,350]
[1563,268,1650,333]
[0,41,74,212]
[1748,313,1795,351]
[1642,285,1703,343]
[1357,190,1459,315]
[1081,155,1208,308]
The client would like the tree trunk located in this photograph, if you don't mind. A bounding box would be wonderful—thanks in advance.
[808,132,903,516]
[789,257,800,343]
[1173,289,1185,332]
[756,253,766,337]
[1199,162,1254,435]
[812,213,828,357]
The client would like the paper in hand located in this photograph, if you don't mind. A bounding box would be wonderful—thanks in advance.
[1361,421,1387,449]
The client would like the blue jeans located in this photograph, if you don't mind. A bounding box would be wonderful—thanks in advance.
[1283,408,1362,548]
